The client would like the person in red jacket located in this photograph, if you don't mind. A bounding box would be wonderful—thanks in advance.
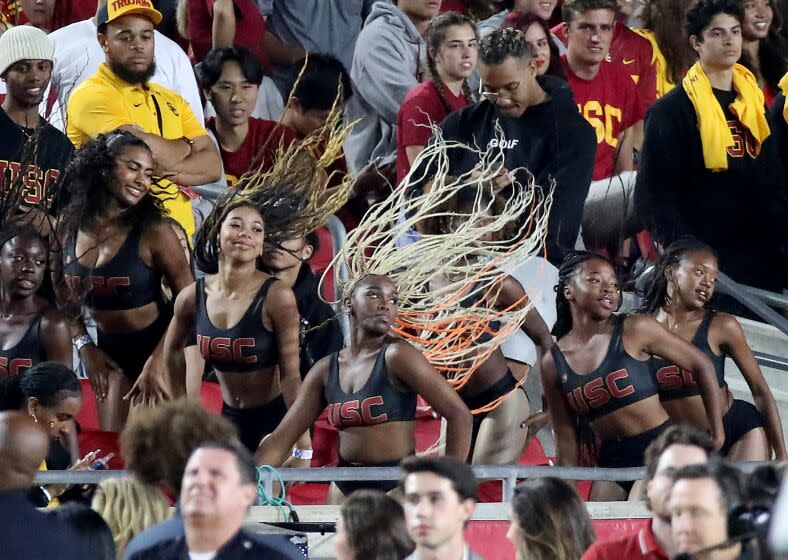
[396,11,478,184]
[581,425,715,559]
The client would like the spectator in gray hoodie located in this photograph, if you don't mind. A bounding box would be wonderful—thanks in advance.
[344,0,441,177]
[263,0,380,96]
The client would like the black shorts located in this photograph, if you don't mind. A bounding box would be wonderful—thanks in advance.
[598,421,671,493]
[721,399,764,455]
[458,368,522,454]
[222,394,288,453]
[96,311,171,381]
[335,456,402,497]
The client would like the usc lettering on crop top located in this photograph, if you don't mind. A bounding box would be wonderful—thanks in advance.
[0,313,45,378]
[552,315,658,422]
[653,311,726,401]
[324,345,417,429]
[194,277,279,373]
[63,225,162,311]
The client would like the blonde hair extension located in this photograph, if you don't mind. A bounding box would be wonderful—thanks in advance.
[321,125,553,385]
[92,478,171,558]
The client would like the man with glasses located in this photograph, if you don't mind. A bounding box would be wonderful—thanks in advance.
[425,26,595,265]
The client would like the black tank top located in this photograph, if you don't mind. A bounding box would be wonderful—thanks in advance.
[551,315,659,422]
[0,313,45,377]
[459,282,500,342]
[62,225,162,310]
[653,311,727,401]
[324,344,417,429]
[194,277,279,373]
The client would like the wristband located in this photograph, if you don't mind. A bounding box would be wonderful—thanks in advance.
[73,335,94,352]
[292,448,313,460]
[179,136,195,157]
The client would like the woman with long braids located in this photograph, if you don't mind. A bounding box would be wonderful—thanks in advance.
[541,251,724,501]
[640,238,786,460]
[396,12,478,184]
[158,105,358,458]
[0,163,72,377]
[739,0,788,104]
[0,224,72,378]
[422,185,554,464]
[55,131,193,431]
[635,0,699,97]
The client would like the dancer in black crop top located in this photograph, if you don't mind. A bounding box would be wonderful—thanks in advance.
[161,200,310,456]
[55,132,193,432]
[0,226,72,378]
[255,274,472,503]
[541,251,724,501]
[640,238,786,461]
[422,186,554,465]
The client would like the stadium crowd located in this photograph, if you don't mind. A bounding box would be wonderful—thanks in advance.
[0,0,787,558]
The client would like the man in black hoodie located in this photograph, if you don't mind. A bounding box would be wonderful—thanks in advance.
[430,26,596,265]
[261,231,344,378]
[635,0,787,304]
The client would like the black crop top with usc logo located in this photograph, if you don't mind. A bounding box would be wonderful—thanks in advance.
[194,277,279,373]
[324,344,417,429]
[62,225,162,311]
[551,315,659,422]
[0,313,45,377]
[653,311,727,401]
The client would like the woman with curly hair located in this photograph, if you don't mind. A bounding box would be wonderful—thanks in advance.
[640,238,786,461]
[739,0,788,104]
[55,131,193,431]
[541,251,724,500]
[334,490,414,560]
[507,477,596,560]
[635,0,699,97]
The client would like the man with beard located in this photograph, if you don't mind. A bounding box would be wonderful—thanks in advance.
[65,0,221,240]
[581,425,715,560]
[0,26,73,209]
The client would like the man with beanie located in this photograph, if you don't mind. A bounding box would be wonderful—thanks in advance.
[0,25,73,208]
[65,0,221,241]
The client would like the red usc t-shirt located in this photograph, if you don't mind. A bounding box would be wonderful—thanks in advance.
[562,56,646,180]
[188,0,271,73]
[439,0,467,12]
[396,80,468,184]
[552,20,657,111]
[206,117,297,186]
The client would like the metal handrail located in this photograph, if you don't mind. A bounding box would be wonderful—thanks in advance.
[34,462,773,503]
[716,273,788,336]
[755,351,788,372]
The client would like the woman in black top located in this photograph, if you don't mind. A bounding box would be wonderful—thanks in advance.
[541,251,724,500]
[162,194,310,457]
[55,131,193,431]
[640,238,786,460]
[255,274,472,503]
[423,186,554,464]
[0,225,72,376]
